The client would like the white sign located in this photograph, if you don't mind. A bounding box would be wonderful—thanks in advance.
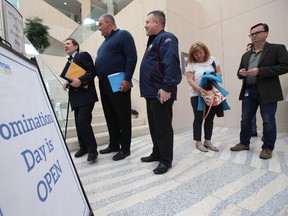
[0,44,92,215]
[3,0,25,54]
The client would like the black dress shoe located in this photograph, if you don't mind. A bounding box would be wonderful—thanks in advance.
[99,147,120,154]
[153,162,172,175]
[112,151,130,161]
[74,149,88,158]
[141,155,159,162]
[87,151,98,162]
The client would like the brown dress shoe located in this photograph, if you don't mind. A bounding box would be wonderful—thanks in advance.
[230,143,250,151]
[259,149,272,159]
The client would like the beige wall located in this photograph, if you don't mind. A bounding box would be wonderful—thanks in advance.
[21,0,288,132]
[102,0,288,132]
[19,0,79,42]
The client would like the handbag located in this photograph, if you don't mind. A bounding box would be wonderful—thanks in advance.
[200,84,226,118]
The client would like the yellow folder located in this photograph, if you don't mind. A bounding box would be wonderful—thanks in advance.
[65,62,86,79]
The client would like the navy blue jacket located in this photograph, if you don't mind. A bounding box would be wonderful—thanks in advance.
[140,30,182,100]
[95,29,137,81]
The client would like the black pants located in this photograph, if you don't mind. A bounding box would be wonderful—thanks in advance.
[99,78,131,153]
[146,98,174,166]
[74,103,97,153]
[191,96,217,141]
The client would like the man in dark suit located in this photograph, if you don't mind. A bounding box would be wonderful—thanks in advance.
[230,23,288,159]
[62,38,98,162]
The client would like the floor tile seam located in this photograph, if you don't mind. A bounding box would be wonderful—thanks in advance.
[216,171,279,209]
[91,179,182,213]
[171,157,226,184]
[80,164,145,185]
[83,169,152,192]
[89,176,173,209]
[211,168,268,200]
[87,172,165,202]
[237,174,288,212]
[75,160,129,175]
[76,163,133,179]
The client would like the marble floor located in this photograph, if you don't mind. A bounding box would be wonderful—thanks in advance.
[72,126,288,216]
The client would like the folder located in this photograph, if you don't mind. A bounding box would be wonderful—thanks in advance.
[108,72,133,92]
[60,61,86,82]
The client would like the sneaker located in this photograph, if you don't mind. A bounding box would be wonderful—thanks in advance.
[196,141,208,152]
[259,149,272,159]
[230,143,250,151]
[204,140,219,152]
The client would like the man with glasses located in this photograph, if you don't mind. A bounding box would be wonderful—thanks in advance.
[230,23,288,159]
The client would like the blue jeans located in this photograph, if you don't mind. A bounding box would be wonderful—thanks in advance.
[252,115,257,133]
[240,87,277,150]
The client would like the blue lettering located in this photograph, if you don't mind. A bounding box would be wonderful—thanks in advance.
[0,124,11,140]
[36,160,62,202]
[21,145,47,172]
[37,180,48,202]
[0,112,53,141]
[21,149,35,172]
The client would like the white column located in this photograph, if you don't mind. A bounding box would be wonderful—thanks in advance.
[104,0,114,15]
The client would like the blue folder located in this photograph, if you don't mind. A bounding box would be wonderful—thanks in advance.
[108,72,133,92]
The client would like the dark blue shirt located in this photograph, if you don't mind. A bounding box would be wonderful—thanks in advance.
[95,29,137,81]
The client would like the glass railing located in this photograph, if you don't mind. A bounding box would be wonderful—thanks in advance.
[70,0,134,44]
[25,37,69,139]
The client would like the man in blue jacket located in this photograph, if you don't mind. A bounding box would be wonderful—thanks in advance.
[140,10,182,174]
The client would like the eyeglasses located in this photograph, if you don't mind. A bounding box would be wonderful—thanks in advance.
[248,31,266,37]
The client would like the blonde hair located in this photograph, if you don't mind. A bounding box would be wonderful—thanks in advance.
[187,42,211,63]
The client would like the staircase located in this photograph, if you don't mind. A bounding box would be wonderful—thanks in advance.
[65,102,150,151]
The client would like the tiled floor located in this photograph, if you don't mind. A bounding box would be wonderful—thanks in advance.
[72,126,288,216]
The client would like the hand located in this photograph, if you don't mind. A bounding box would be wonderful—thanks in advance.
[70,78,82,88]
[120,80,131,92]
[199,89,209,96]
[63,82,69,90]
[158,89,171,104]
[246,67,259,76]
[239,68,248,77]
[239,68,258,77]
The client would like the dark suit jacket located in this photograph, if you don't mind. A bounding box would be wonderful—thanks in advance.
[237,42,288,103]
[68,52,98,110]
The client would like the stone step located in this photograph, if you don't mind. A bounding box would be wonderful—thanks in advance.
[65,117,146,138]
[65,124,150,152]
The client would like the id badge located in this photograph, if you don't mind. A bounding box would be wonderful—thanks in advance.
[244,89,249,97]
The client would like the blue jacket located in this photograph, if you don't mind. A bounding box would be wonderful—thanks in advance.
[140,30,182,100]
[198,72,230,111]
